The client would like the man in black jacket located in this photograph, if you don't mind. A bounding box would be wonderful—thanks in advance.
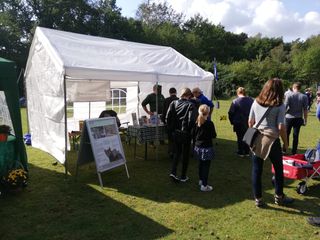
[166,88,197,182]
[162,88,179,159]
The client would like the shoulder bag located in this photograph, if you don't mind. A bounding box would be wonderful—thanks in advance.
[242,107,271,147]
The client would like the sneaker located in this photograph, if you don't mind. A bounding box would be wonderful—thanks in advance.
[237,152,245,157]
[274,194,294,206]
[199,180,202,186]
[169,173,180,182]
[255,198,265,208]
[200,185,213,192]
[307,217,320,227]
[180,176,189,182]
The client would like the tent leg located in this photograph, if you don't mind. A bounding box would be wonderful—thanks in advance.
[63,75,68,176]
[97,172,104,188]
[124,164,130,179]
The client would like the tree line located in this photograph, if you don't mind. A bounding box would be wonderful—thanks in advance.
[1,0,320,97]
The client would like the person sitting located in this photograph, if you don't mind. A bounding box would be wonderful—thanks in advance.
[99,110,121,128]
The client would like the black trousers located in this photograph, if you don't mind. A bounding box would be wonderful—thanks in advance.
[252,139,284,199]
[171,137,191,178]
[199,160,211,186]
[285,117,304,154]
[234,123,250,155]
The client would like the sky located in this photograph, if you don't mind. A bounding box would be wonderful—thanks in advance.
[116,0,320,42]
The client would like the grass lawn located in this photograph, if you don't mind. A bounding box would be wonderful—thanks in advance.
[1,100,320,240]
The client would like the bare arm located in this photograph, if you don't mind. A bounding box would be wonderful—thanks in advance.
[248,118,255,128]
[142,106,153,116]
[303,109,308,125]
[279,123,288,152]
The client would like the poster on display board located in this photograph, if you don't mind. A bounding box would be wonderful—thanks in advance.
[76,117,129,187]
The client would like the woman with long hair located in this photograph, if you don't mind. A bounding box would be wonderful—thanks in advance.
[193,104,216,191]
[248,78,294,207]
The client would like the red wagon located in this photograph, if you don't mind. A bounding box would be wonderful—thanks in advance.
[271,154,320,194]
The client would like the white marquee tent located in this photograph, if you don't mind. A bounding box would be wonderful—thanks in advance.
[25,27,214,164]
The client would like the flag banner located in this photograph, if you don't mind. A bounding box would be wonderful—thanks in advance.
[213,62,218,81]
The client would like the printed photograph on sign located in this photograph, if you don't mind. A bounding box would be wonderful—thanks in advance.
[87,117,126,171]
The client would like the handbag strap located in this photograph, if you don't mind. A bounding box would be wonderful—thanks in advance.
[254,107,272,128]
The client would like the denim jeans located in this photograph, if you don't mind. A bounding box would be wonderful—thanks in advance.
[285,117,304,154]
[252,138,284,199]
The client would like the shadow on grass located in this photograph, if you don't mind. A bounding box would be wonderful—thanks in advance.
[71,138,319,216]
[0,163,173,240]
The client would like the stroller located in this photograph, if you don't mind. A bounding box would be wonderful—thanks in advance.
[271,153,320,194]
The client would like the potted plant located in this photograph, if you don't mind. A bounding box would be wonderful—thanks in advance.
[0,125,11,142]
[1,168,28,194]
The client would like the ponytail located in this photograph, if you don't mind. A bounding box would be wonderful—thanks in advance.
[196,104,210,127]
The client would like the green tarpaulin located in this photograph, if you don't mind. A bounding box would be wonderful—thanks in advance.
[0,57,28,172]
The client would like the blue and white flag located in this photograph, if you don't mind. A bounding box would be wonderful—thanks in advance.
[213,62,218,81]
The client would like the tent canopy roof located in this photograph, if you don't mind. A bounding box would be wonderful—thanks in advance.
[36,27,213,82]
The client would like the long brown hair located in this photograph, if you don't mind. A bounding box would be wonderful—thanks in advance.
[256,78,284,107]
[196,104,210,127]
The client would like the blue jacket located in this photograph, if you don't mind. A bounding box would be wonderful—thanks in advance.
[228,96,254,125]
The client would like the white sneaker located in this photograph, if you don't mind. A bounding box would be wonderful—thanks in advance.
[200,185,213,192]
[199,180,202,186]
[180,176,189,182]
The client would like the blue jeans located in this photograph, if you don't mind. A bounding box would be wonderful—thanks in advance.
[252,139,284,199]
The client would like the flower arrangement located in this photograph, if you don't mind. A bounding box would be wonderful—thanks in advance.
[1,168,28,191]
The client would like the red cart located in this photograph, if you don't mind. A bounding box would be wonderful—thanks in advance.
[271,154,320,194]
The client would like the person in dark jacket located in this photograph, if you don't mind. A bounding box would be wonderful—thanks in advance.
[166,88,197,182]
[161,87,179,124]
[228,87,253,157]
[162,87,179,158]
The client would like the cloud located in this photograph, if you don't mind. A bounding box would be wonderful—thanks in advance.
[164,0,320,41]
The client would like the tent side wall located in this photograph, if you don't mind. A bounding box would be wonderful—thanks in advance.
[25,35,67,164]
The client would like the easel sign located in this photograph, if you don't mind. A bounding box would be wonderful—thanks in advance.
[77,117,129,187]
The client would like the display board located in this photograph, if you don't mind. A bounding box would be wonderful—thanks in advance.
[77,117,129,187]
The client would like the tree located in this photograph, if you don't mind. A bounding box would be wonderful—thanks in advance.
[0,0,34,67]
[136,0,184,27]
[244,35,284,61]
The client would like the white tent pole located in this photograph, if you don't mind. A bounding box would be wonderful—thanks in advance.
[137,82,140,118]
[64,75,68,175]
[23,74,30,134]
[89,102,91,118]
[155,79,159,161]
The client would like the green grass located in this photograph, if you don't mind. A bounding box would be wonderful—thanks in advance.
[1,100,320,240]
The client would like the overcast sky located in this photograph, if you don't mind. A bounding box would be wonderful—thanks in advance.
[116,0,320,42]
